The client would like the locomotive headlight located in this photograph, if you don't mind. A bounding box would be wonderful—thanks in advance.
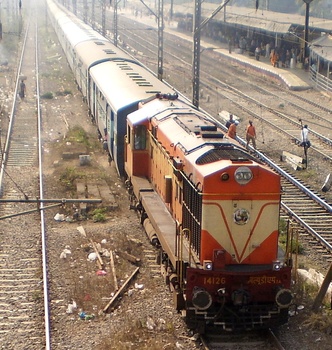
[273,260,282,271]
[234,166,253,185]
[203,260,213,270]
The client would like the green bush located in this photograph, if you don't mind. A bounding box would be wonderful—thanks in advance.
[41,92,54,99]
[279,218,304,254]
[91,208,107,222]
[59,167,84,190]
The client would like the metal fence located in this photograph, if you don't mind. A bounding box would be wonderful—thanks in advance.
[310,67,332,93]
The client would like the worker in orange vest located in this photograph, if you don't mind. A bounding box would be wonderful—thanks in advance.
[227,120,239,139]
[246,120,256,149]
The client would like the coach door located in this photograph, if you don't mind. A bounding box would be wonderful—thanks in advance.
[91,82,97,118]
[106,106,115,154]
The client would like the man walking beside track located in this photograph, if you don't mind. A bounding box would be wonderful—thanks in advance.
[19,80,26,99]
[246,120,256,149]
[227,120,239,140]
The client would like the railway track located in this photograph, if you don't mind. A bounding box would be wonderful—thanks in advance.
[201,328,284,350]
[205,80,332,161]
[106,14,332,164]
[0,3,50,348]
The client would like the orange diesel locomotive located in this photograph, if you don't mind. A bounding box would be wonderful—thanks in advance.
[125,94,292,333]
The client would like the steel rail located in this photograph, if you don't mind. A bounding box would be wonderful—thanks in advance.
[201,79,332,162]
[281,202,332,251]
[35,17,52,349]
[207,75,332,149]
[0,11,30,195]
[254,148,332,212]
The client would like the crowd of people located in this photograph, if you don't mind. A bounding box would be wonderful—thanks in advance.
[226,34,306,70]
[230,36,303,68]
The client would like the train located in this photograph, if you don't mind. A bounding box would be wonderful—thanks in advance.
[47,0,293,333]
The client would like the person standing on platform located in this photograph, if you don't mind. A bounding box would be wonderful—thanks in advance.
[246,120,256,149]
[270,50,279,67]
[228,38,232,54]
[265,42,270,58]
[227,120,239,140]
[225,114,234,129]
[255,46,261,61]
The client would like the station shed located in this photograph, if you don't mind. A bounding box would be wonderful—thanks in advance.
[173,3,332,67]
[309,34,332,91]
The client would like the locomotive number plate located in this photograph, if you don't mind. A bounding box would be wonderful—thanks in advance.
[203,277,226,285]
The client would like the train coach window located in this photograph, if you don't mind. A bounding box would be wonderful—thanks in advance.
[134,125,146,150]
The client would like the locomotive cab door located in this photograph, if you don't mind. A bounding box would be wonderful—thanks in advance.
[125,123,149,177]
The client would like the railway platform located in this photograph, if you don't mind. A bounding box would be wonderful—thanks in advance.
[120,8,312,92]
[198,39,312,92]
[171,25,312,92]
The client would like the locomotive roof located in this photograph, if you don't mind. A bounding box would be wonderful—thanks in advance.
[129,97,267,178]
[89,61,174,112]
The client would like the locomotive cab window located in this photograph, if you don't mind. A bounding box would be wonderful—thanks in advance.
[133,125,146,150]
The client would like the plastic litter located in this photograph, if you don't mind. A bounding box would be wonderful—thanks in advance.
[87,252,97,261]
[146,316,156,330]
[176,342,184,349]
[54,213,65,221]
[60,248,71,259]
[101,248,110,258]
[78,311,95,320]
[96,270,107,276]
[66,301,77,314]
[134,282,144,290]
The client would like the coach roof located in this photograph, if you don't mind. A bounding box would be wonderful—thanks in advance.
[89,60,174,112]
[75,40,136,69]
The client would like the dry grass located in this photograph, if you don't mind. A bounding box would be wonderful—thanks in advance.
[302,311,332,335]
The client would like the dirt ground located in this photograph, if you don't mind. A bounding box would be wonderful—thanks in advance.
[40,42,332,350]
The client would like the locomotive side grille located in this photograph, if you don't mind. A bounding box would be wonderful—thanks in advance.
[182,177,202,257]
[196,148,252,165]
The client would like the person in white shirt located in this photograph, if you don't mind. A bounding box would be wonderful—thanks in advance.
[300,125,310,148]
